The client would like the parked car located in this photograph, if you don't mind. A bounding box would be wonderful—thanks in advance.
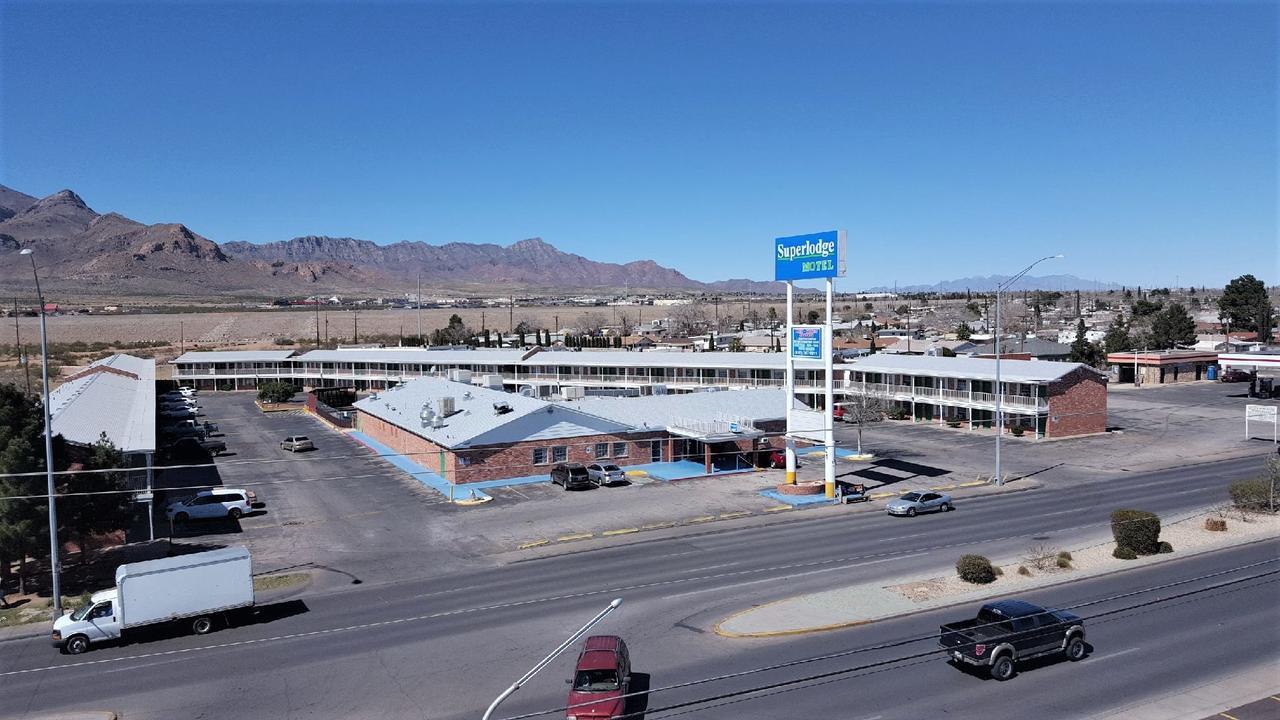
[566,635,631,720]
[885,491,952,517]
[280,435,314,452]
[164,426,207,442]
[768,449,794,469]
[1221,369,1252,383]
[940,599,1086,680]
[550,463,593,490]
[586,463,626,486]
[165,488,256,523]
[832,405,846,422]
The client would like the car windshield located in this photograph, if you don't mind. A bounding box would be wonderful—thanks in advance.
[573,669,619,692]
[900,492,922,501]
[69,603,94,622]
[603,465,620,471]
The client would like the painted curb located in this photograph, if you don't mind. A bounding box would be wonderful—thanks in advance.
[712,534,1279,639]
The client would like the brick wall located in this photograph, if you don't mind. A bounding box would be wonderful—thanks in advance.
[453,431,668,483]
[1045,367,1108,438]
[358,412,459,480]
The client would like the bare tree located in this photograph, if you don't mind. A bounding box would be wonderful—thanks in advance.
[616,310,635,336]
[577,312,607,337]
[668,303,709,336]
[840,388,888,455]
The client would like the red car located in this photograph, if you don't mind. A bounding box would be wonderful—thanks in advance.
[566,635,630,720]
[1221,369,1252,383]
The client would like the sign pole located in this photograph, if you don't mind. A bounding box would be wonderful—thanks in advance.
[824,275,836,498]
[784,280,797,485]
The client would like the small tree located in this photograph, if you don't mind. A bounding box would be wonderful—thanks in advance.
[1069,319,1093,363]
[955,322,972,340]
[1103,313,1131,354]
[842,389,887,455]
[1219,274,1274,342]
[728,337,744,352]
[61,433,132,564]
[257,382,299,404]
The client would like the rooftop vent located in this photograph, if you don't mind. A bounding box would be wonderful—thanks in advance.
[493,401,513,416]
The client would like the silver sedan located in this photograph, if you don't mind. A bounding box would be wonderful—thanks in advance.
[586,463,627,486]
[885,491,953,517]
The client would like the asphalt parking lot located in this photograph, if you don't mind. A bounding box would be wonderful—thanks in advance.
[153,392,471,591]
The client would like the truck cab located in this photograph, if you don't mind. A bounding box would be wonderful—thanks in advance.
[52,589,120,654]
[940,599,1086,680]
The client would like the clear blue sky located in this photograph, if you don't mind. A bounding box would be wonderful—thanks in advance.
[1,1,1275,289]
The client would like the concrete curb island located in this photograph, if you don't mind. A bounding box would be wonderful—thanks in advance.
[714,524,1279,639]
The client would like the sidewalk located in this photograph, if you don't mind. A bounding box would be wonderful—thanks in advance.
[715,508,1280,637]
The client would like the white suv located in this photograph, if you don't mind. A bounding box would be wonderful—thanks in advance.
[166,489,256,523]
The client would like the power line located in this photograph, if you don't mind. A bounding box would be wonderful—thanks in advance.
[500,556,1280,720]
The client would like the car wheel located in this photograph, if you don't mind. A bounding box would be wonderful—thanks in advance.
[906,507,917,517]
[1065,637,1086,661]
[990,655,1015,681]
[941,502,953,512]
[192,616,214,635]
[65,635,90,655]
[228,507,242,520]
[174,512,189,524]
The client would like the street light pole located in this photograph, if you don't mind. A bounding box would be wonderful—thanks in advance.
[481,598,622,720]
[994,254,1062,486]
[19,249,61,617]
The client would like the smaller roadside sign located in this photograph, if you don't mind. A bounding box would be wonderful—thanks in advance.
[790,325,824,360]
[1246,404,1277,422]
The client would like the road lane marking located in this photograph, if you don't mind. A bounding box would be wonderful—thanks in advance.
[1219,713,1240,720]
[662,553,923,601]
[1089,646,1142,662]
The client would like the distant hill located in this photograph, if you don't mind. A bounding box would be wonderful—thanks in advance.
[865,274,1122,294]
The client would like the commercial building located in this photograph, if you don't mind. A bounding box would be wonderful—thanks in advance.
[1105,350,1220,385]
[173,346,1108,439]
[353,376,786,485]
[840,354,1107,438]
[1218,349,1280,377]
[48,354,156,490]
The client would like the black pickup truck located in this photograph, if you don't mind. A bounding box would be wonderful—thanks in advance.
[939,599,1087,680]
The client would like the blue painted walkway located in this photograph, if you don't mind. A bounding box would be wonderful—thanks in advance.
[758,489,837,506]
[349,431,493,501]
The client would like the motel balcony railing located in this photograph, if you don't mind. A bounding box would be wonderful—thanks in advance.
[843,381,1047,411]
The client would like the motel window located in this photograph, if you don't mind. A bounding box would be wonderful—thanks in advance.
[595,443,609,458]
[532,448,548,465]
[552,446,568,463]
[612,442,627,458]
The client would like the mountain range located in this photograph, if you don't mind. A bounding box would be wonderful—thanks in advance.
[0,184,1114,299]
[866,275,1123,294]
[0,185,787,298]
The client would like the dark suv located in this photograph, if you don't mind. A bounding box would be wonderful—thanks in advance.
[550,463,593,490]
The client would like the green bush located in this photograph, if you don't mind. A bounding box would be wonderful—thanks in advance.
[1229,477,1278,513]
[1156,541,1173,554]
[1113,546,1138,560]
[1057,550,1073,562]
[273,337,296,346]
[1017,565,1031,576]
[992,565,1004,576]
[1056,556,1072,569]
[956,554,996,584]
[257,381,299,404]
[217,383,234,392]
[1010,426,1025,437]
[1111,509,1161,555]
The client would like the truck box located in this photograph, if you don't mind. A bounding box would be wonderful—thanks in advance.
[117,547,253,628]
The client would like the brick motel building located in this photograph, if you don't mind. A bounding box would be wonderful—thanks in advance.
[353,377,787,485]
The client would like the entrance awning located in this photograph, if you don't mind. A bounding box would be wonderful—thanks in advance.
[668,417,764,442]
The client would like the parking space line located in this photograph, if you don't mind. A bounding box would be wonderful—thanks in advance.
[556,532,593,542]
[930,484,956,491]
[867,492,895,500]
[688,516,718,524]
[763,505,793,512]
[956,480,988,487]
[603,528,639,536]
[517,539,550,550]
[718,511,751,520]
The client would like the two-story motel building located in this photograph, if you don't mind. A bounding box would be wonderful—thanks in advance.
[172,347,1107,438]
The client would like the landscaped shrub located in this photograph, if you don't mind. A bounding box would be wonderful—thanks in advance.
[257,381,300,404]
[992,566,1004,576]
[1010,426,1025,437]
[1229,477,1278,514]
[1157,541,1173,554]
[273,337,296,346]
[1204,518,1227,532]
[1017,565,1031,576]
[1057,550,1073,562]
[1111,509,1161,555]
[1113,546,1138,560]
[1056,556,1072,569]
[956,554,996,584]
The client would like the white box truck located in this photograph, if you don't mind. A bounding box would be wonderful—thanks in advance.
[52,546,253,654]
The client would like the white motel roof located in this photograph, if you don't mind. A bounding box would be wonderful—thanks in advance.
[353,377,632,449]
[568,389,787,431]
[49,354,156,454]
[847,354,1094,384]
[172,350,299,364]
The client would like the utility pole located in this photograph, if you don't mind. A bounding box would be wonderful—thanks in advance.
[324,313,329,344]
[179,321,184,355]
[314,299,321,347]
[353,310,358,344]
[416,273,423,346]
[14,298,30,395]
[509,295,514,334]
